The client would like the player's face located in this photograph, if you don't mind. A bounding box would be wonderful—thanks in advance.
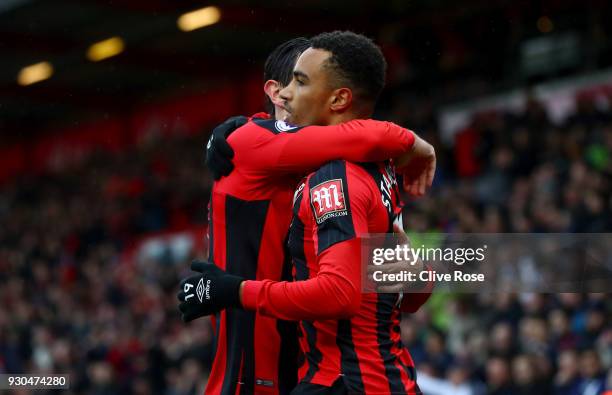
[279,47,334,126]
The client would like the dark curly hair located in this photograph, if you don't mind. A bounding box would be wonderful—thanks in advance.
[310,31,386,110]
[263,37,311,114]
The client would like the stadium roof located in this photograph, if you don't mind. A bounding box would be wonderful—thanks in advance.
[0,0,597,142]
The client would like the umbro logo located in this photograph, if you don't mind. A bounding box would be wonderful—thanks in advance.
[196,278,205,302]
[196,278,212,303]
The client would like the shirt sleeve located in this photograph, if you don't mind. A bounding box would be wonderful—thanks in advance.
[235,119,414,175]
[241,162,372,320]
[241,239,362,320]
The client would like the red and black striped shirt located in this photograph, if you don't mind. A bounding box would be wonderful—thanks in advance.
[206,114,414,395]
[242,160,426,394]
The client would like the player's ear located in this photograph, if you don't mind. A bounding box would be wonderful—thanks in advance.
[264,79,284,107]
[329,87,352,112]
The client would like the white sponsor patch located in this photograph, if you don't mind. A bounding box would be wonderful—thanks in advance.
[310,179,348,224]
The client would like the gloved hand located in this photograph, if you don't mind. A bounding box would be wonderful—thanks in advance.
[177,260,244,322]
[205,116,248,180]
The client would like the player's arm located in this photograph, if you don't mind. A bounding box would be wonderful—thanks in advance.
[177,162,371,322]
[240,238,363,320]
[394,133,436,197]
[252,119,414,173]
[206,116,436,196]
[177,249,361,322]
[177,239,362,322]
[205,116,414,178]
[219,118,415,176]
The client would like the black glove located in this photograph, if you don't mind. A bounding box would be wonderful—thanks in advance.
[177,260,244,322]
[205,116,248,180]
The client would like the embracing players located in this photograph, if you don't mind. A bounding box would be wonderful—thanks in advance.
[179,32,435,394]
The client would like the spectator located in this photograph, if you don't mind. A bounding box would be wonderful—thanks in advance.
[417,364,477,395]
[486,357,515,395]
[577,349,607,395]
[554,349,581,395]
[512,354,552,395]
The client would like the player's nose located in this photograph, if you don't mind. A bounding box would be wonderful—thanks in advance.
[279,84,292,102]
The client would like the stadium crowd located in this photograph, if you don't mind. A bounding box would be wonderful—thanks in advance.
[0,92,611,394]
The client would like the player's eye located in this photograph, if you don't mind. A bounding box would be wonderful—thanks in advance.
[296,79,305,86]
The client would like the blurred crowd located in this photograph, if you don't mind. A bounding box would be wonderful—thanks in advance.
[1,92,611,395]
[409,293,610,395]
[391,96,612,234]
[0,136,213,395]
[389,94,612,394]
